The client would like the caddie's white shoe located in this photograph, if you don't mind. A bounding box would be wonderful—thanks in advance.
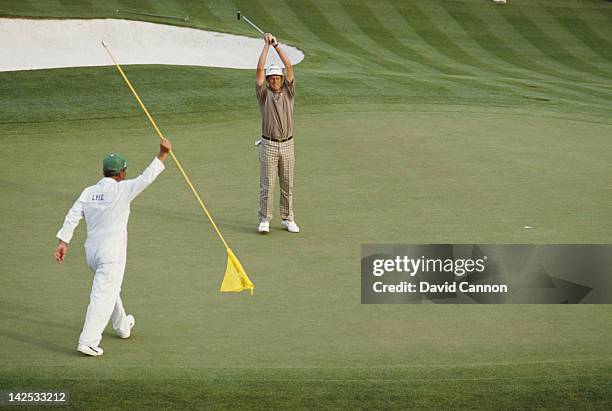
[258,220,270,233]
[117,314,135,339]
[282,220,300,233]
[77,344,104,356]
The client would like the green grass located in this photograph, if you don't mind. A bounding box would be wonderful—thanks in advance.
[1,0,611,409]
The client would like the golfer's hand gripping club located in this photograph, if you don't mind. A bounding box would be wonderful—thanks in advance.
[268,33,278,47]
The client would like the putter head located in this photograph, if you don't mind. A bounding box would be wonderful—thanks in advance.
[101,40,108,48]
[237,11,241,20]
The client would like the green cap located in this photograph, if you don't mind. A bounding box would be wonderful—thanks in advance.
[103,153,128,173]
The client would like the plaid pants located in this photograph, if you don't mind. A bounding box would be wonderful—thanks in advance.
[259,139,295,222]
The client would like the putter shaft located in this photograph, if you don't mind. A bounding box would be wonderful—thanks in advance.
[240,14,264,35]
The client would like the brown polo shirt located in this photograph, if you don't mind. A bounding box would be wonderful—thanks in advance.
[256,79,295,140]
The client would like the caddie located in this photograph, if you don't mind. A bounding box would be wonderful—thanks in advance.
[255,32,299,234]
[54,138,172,356]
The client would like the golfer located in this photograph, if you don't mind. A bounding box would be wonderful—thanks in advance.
[256,32,299,234]
[54,139,172,356]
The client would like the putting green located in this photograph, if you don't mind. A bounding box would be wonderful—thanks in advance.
[2,100,612,409]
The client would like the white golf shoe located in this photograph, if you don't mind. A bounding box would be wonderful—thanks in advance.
[258,220,270,233]
[77,344,104,356]
[116,314,135,339]
[282,220,300,233]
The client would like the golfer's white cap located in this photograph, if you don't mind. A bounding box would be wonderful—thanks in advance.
[265,64,283,77]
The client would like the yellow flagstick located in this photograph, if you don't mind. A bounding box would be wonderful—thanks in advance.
[101,41,254,295]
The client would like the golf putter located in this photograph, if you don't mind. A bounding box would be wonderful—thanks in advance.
[237,11,277,46]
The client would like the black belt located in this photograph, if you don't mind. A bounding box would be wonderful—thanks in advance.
[262,135,293,143]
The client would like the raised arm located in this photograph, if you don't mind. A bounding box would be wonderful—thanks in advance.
[270,35,294,83]
[256,33,272,86]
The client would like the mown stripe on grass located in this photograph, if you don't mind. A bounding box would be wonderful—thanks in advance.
[316,0,546,110]
[419,1,598,86]
[439,1,588,85]
[390,0,609,106]
[381,0,517,81]
[473,1,608,84]
[394,1,521,80]
[458,3,612,102]
[302,0,442,75]
[466,1,610,101]
[284,0,414,74]
[546,7,612,65]
[338,0,470,76]
[505,4,611,82]
[260,0,372,75]
[403,3,611,106]
[266,0,366,71]
[531,5,612,73]
[368,1,486,77]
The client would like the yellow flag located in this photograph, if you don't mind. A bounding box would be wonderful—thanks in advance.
[220,248,254,295]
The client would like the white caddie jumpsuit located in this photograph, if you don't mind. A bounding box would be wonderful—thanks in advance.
[56,157,165,347]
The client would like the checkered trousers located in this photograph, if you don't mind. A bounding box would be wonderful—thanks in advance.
[258,139,295,222]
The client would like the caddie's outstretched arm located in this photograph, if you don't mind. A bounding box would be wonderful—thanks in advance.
[256,33,271,86]
[270,35,294,83]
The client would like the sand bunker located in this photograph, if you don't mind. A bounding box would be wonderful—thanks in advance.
[0,18,304,72]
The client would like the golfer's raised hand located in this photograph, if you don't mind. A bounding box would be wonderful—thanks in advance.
[264,33,271,45]
[158,138,172,162]
[54,240,68,263]
[269,34,278,47]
